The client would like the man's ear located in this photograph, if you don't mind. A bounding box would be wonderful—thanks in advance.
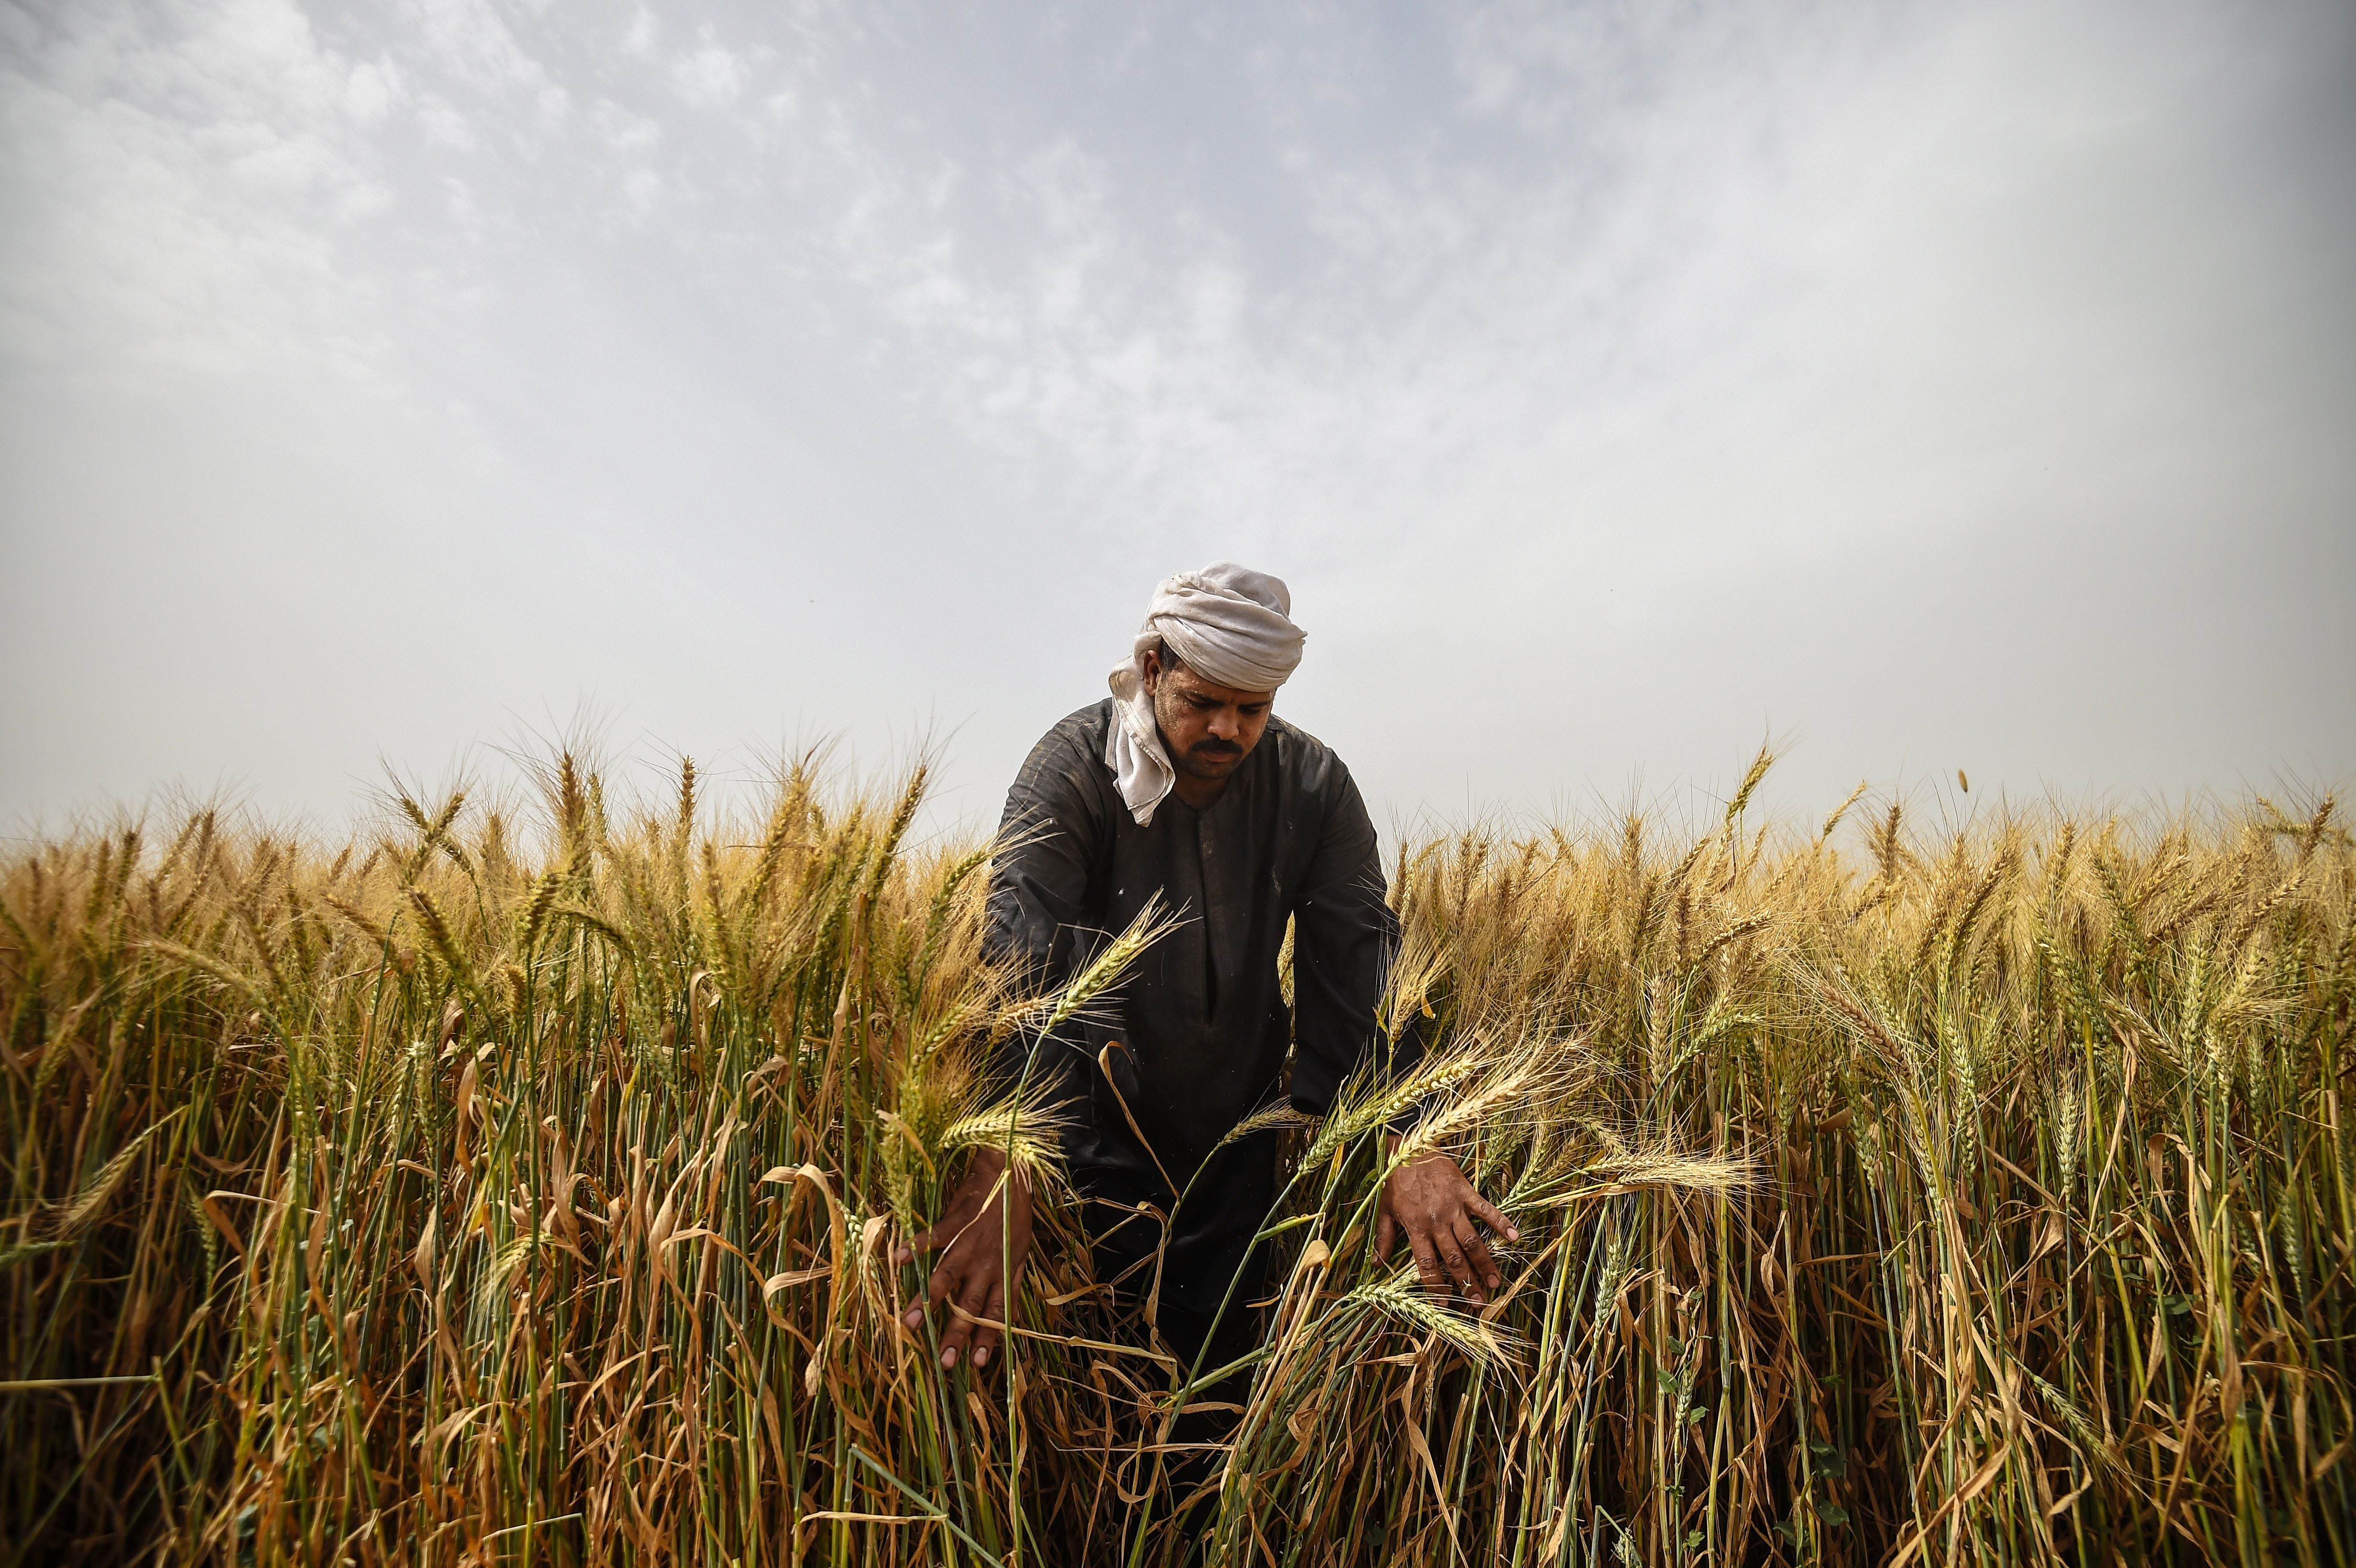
[1140,647,1162,695]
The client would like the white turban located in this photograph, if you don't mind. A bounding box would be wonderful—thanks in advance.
[1105,562,1306,826]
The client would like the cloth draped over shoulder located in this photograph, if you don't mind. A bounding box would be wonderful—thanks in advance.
[1106,561,1306,828]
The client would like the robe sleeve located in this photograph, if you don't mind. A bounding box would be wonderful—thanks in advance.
[979,724,1107,1113]
[1287,763,1422,1116]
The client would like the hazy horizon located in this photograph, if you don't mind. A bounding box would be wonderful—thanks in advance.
[5,0,2352,844]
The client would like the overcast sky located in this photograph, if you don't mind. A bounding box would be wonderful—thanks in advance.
[3,0,2351,841]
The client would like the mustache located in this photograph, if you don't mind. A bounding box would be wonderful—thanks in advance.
[1191,740,1243,757]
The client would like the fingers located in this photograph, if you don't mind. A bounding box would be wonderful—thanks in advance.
[896,1195,976,1265]
[1387,1155,1523,1303]
[938,1267,993,1370]
[1456,1217,1502,1299]
[903,1252,957,1331]
[1467,1192,1520,1245]
[891,1225,935,1267]
[1436,1227,1480,1301]
[971,1283,1007,1369]
[1409,1229,1445,1293]
[894,1154,1025,1358]
[895,1173,993,1266]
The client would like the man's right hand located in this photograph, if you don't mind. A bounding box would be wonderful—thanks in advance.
[894,1146,1034,1371]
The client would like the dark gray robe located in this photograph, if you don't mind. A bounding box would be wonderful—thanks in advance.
[983,699,1414,1320]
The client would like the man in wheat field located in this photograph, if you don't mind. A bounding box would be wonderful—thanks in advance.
[894,561,1516,1415]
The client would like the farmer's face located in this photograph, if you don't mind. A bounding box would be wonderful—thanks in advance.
[1143,649,1273,783]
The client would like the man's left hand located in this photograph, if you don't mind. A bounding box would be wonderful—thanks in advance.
[1376,1142,1520,1306]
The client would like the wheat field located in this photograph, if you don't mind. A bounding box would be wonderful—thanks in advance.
[1,747,2348,1566]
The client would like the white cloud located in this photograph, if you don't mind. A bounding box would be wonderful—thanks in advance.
[415,93,475,149]
[1,0,2348,829]
[672,28,750,109]
[229,131,341,192]
[337,179,394,220]
[345,58,403,122]
[409,0,553,97]
[623,6,657,58]
[0,0,406,389]
[591,98,661,152]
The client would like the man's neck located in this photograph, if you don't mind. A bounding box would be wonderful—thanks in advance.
[1169,771,1227,810]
